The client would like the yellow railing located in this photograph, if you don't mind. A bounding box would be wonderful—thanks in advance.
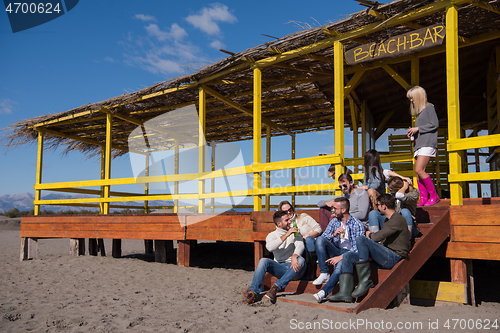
[33,153,413,208]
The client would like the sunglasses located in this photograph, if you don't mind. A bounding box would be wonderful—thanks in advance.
[340,184,349,189]
[283,207,294,214]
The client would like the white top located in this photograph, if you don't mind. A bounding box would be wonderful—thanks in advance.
[338,222,353,251]
[266,227,305,263]
[294,213,322,237]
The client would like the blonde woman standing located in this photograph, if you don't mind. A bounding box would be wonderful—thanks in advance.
[406,86,440,206]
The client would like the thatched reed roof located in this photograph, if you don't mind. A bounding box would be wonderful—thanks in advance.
[4,0,500,158]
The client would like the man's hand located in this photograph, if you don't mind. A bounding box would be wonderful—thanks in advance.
[365,230,373,238]
[325,199,335,207]
[333,226,345,237]
[325,255,342,267]
[291,254,302,272]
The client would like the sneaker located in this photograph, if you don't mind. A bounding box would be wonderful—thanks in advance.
[242,290,256,304]
[313,290,325,303]
[264,284,279,304]
[312,273,330,285]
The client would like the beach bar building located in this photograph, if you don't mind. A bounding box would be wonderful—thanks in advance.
[5,0,500,312]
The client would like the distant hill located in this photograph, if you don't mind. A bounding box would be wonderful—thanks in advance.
[0,192,175,213]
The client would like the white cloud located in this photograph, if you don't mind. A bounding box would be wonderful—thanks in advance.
[185,3,237,36]
[134,14,157,22]
[125,53,184,75]
[145,23,187,42]
[0,98,17,114]
[103,56,115,63]
[209,40,224,49]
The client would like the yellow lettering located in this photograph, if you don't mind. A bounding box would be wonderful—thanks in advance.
[353,47,369,62]
[376,42,387,57]
[409,33,423,49]
[369,43,376,58]
[433,25,445,41]
[387,38,396,53]
[397,36,406,52]
[422,27,435,45]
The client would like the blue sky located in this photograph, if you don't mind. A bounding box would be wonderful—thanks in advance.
[5,1,486,206]
[1,1,376,201]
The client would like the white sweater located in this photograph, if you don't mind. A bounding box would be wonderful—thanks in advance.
[265,227,305,263]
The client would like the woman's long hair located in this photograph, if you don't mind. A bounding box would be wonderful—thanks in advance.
[387,176,414,193]
[364,149,385,183]
[407,86,428,116]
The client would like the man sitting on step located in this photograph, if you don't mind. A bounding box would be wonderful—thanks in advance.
[242,210,306,305]
[327,194,410,303]
[311,197,365,302]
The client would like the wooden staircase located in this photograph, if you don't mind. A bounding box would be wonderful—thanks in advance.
[263,206,451,313]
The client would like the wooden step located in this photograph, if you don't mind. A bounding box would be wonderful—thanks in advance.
[353,208,450,313]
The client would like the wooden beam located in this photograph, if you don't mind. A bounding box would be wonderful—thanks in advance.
[344,69,369,96]
[468,0,500,15]
[374,110,395,139]
[382,64,410,90]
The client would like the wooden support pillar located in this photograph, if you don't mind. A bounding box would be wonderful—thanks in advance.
[253,67,262,211]
[177,240,192,267]
[265,126,271,211]
[20,237,38,260]
[112,239,121,258]
[446,5,463,206]
[144,240,154,254]
[154,240,168,263]
[199,86,206,213]
[334,40,345,196]
[254,241,265,269]
[89,239,98,256]
[451,259,475,305]
[98,239,106,256]
[69,238,84,256]
[21,131,43,261]
[361,101,367,156]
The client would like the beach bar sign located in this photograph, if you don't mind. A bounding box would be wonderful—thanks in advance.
[345,24,445,65]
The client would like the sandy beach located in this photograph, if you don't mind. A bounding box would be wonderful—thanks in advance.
[0,217,499,333]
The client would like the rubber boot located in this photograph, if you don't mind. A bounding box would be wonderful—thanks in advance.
[351,260,374,298]
[417,177,428,206]
[326,273,354,303]
[422,176,440,206]
[369,225,379,233]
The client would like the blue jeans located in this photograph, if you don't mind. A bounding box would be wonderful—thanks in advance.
[304,236,316,252]
[341,237,402,274]
[320,258,343,295]
[316,236,350,273]
[368,209,416,238]
[249,257,306,293]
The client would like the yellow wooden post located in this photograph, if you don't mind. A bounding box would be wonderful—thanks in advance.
[211,143,216,213]
[100,148,105,214]
[334,40,345,196]
[265,126,271,211]
[174,140,179,213]
[253,67,262,211]
[361,101,366,158]
[350,98,359,173]
[291,135,296,207]
[144,153,149,213]
[446,5,463,206]
[199,86,206,213]
[103,113,112,214]
[411,57,419,187]
[34,130,44,216]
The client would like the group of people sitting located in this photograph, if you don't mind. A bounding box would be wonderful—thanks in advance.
[242,163,416,305]
[242,85,440,305]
